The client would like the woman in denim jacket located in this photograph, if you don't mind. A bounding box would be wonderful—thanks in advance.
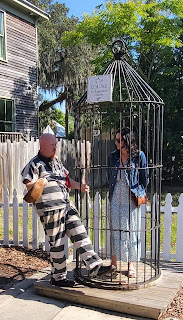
[108,127,148,278]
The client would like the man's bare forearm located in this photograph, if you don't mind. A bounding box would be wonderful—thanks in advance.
[70,178,90,193]
[69,178,80,190]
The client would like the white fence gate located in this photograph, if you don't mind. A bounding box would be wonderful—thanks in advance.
[0,189,183,262]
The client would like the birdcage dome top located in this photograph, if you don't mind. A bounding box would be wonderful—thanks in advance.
[75,40,164,108]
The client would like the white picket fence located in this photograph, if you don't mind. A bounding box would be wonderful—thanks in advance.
[1,189,183,262]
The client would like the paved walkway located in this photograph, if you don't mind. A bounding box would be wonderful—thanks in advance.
[0,267,150,320]
[0,261,182,320]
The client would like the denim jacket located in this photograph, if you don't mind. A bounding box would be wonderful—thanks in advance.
[108,149,149,200]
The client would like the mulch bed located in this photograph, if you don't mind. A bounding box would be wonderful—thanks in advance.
[159,285,183,319]
[0,245,182,319]
[0,245,50,290]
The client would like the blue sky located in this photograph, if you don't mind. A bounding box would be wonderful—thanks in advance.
[57,0,104,18]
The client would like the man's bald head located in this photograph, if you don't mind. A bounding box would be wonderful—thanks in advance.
[39,134,57,159]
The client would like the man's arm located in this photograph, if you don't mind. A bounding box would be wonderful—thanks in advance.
[69,178,90,193]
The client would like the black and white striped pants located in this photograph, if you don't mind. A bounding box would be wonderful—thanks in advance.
[40,205,102,281]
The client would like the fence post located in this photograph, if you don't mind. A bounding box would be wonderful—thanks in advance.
[23,190,29,248]
[94,192,101,254]
[151,194,157,260]
[13,188,19,246]
[163,193,172,261]
[39,219,45,250]
[83,193,90,237]
[140,203,146,259]
[105,192,110,259]
[3,188,9,246]
[32,206,38,249]
[176,194,183,262]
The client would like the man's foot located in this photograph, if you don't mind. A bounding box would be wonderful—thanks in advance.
[50,278,76,287]
[89,264,116,278]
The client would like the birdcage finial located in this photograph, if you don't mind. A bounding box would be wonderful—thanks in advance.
[112,39,127,60]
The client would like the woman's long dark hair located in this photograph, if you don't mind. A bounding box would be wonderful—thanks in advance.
[117,127,138,158]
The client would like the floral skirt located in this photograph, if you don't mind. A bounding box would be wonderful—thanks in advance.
[110,177,141,262]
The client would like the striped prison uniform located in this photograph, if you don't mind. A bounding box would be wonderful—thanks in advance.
[22,152,102,281]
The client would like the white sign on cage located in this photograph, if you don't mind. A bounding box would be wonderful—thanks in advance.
[87,74,113,103]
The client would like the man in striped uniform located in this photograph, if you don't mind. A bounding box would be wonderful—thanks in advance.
[22,133,112,287]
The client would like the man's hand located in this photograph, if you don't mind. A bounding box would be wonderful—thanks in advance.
[23,179,45,203]
[41,178,48,187]
[25,178,48,191]
[81,183,90,194]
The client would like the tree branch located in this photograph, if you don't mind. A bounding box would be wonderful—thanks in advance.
[39,91,67,111]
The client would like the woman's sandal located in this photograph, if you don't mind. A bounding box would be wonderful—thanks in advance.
[128,267,136,278]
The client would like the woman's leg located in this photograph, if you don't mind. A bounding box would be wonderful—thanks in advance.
[110,199,123,265]
[128,207,141,262]
[128,206,141,277]
[112,255,117,267]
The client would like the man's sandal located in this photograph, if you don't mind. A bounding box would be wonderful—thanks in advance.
[128,267,136,278]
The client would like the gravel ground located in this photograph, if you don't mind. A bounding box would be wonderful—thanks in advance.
[0,245,182,319]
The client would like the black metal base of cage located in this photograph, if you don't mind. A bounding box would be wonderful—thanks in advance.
[73,264,161,291]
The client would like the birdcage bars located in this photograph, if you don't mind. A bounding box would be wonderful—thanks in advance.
[73,40,164,290]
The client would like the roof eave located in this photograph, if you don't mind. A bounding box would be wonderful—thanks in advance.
[4,0,49,22]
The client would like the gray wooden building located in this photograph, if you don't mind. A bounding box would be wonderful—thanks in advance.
[0,0,48,138]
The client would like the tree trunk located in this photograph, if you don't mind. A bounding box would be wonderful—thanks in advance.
[65,100,69,138]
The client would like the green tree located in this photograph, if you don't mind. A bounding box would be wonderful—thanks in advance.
[62,0,183,182]
[39,107,74,138]
[151,44,183,182]
[29,0,97,136]
[62,0,183,81]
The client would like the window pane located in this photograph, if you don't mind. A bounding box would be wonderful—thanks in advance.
[5,123,12,132]
[0,99,5,120]
[0,12,5,59]
[0,122,5,131]
[0,98,14,132]
[0,37,5,59]
[0,12,4,35]
[0,37,2,57]
[6,100,13,121]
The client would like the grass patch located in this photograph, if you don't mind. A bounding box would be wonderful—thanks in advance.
[145,212,177,254]
[0,206,36,243]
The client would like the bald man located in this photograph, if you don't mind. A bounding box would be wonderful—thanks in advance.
[22,134,113,287]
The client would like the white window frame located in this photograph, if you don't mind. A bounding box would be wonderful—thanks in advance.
[0,10,7,61]
[0,98,15,132]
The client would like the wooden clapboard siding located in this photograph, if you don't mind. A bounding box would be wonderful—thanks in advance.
[0,10,38,136]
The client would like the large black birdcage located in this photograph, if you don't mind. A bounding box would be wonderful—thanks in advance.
[73,40,164,290]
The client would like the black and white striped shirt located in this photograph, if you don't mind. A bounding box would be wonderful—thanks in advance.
[22,152,70,214]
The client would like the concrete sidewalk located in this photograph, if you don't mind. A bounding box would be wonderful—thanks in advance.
[0,267,151,320]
